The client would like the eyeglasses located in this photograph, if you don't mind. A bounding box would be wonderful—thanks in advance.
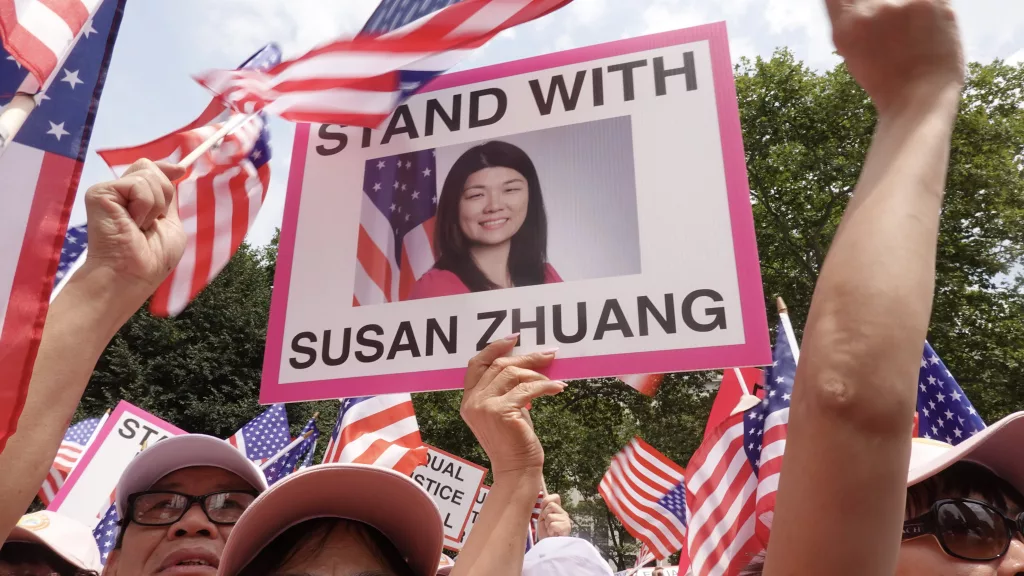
[124,490,258,527]
[902,498,1024,561]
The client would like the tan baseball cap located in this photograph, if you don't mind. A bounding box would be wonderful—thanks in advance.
[6,511,102,572]
[218,464,444,576]
[907,411,1024,490]
[115,434,268,518]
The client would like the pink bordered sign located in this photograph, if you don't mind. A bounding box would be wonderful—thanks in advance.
[49,401,185,527]
[262,22,770,403]
[410,444,487,543]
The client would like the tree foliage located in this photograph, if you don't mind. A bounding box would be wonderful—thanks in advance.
[67,50,1022,569]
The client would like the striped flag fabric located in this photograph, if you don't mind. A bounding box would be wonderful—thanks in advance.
[227,403,292,466]
[618,374,665,397]
[96,44,281,317]
[194,0,575,127]
[0,0,103,89]
[321,394,428,476]
[916,341,986,444]
[633,542,656,573]
[599,437,688,560]
[705,368,762,441]
[92,501,118,564]
[360,0,464,36]
[355,150,438,305]
[38,416,102,504]
[50,223,87,300]
[0,0,124,453]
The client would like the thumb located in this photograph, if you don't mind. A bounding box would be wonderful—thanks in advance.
[154,161,187,183]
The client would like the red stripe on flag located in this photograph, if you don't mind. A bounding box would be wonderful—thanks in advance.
[0,23,57,87]
[357,226,393,300]
[421,216,437,260]
[228,169,251,253]
[398,247,415,302]
[37,0,90,33]
[339,403,415,446]
[190,172,218,303]
[0,152,79,451]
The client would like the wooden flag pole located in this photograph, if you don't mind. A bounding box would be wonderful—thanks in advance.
[776,296,801,361]
[176,112,258,169]
[260,429,315,471]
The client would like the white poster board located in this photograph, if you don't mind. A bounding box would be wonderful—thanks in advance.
[411,444,487,543]
[48,401,184,527]
[445,485,488,552]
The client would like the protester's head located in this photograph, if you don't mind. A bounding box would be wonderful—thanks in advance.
[742,413,1024,576]
[218,464,444,576]
[435,140,548,291]
[521,536,614,576]
[1,511,102,575]
[104,434,268,576]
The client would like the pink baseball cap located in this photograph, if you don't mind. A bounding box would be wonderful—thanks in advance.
[115,434,268,518]
[907,411,1024,490]
[6,511,102,572]
[218,464,444,576]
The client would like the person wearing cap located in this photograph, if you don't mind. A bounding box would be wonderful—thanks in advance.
[102,434,268,575]
[522,537,613,576]
[748,0,1017,575]
[1,511,103,575]
[0,159,187,542]
[212,337,565,576]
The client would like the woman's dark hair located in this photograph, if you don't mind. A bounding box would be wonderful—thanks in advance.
[237,517,415,576]
[738,461,1024,575]
[0,542,100,576]
[434,140,548,292]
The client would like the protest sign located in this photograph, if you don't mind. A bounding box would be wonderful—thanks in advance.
[411,445,487,542]
[261,22,771,403]
[48,401,184,527]
[445,485,488,552]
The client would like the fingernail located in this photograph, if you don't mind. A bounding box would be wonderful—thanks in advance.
[526,401,532,410]
[539,347,560,356]
[503,333,521,342]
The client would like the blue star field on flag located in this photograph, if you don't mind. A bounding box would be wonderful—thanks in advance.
[264,419,320,485]
[363,150,438,265]
[231,404,291,463]
[917,341,986,445]
[656,481,688,527]
[64,417,101,445]
[744,320,796,474]
[54,224,88,288]
[93,502,119,564]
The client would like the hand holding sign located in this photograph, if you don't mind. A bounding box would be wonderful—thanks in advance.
[826,0,963,114]
[460,336,564,477]
[82,159,186,309]
[536,493,572,540]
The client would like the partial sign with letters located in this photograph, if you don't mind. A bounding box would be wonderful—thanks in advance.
[48,401,184,527]
[261,22,770,403]
[445,485,488,552]
[411,445,487,543]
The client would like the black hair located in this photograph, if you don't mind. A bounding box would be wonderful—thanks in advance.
[237,517,415,576]
[0,542,100,576]
[433,140,549,292]
[739,461,1024,575]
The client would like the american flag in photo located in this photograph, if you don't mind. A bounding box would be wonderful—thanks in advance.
[0,0,104,88]
[194,0,574,127]
[93,501,118,564]
[599,437,688,559]
[50,223,87,299]
[321,395,428,475]
[96,44,280,317]
[917,342,986,444]
[227,404,292,465]
[38,416,103,504]
[354,150,438,305]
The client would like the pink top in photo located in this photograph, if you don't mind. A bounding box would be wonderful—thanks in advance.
[408,263,563,300]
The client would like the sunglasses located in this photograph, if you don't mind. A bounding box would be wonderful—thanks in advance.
[124,490,258,527]
[902,498,1024,561]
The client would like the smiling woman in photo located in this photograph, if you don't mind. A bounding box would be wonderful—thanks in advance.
[409,140,562,300]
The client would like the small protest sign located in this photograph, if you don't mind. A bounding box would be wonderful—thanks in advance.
[261,22,771,403]
[445,485,488,552]
[411,445,487,543]
[48,401,184,527]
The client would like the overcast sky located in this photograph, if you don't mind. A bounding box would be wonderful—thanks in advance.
[70,0,1024,246]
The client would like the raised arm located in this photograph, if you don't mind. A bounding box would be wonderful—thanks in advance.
[451,337,563,576]
[0,160,185,540]
[763,1,963,575]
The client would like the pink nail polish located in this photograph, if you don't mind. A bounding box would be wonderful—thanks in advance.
[503,333,521,342]
[539,347,560,355]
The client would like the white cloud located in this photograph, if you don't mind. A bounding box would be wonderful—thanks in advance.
[729,36,758,65]
[570,0,610,25]
[641,1,708,35]
[1008,49,1024,65]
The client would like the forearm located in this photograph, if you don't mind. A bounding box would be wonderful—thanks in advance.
[0,264,135,539]
[451,469,543,576]
[765,85,961,575]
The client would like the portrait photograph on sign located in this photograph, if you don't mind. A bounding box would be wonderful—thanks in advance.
[354,116,641,306]
[263,23,771,403]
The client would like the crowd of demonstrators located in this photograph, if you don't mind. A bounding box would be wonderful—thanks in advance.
[2,0,1023,574]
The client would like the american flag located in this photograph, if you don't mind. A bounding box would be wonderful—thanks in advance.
[0,0,124,452]
[361,0,464,36]
[194,0,574,127]
[633,542,656,573]
[38,416,103,504]
[599,437,688,560]
[355,150,438,305]
[227,403,292,465]
[263,418,320,485]
[685,316,796,576]
[0,0,103,89]
[51,223,87,297]
[92,501,118,564]
[917,341,986,444]
[321,395,428,475]
[618,374,665,398]
[96,43,280,317]
[300,435,318,469]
